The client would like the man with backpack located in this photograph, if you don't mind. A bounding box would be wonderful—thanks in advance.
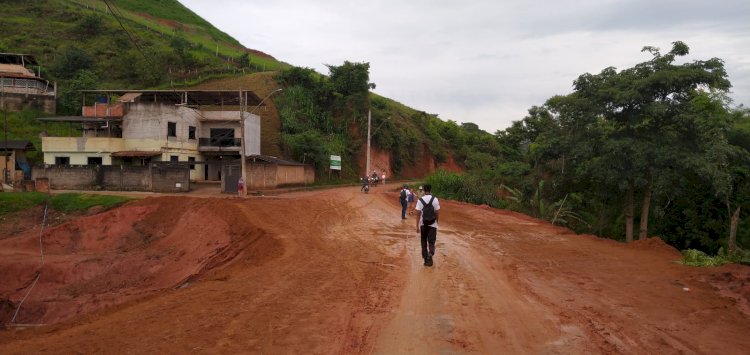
[399,184,409,219]
[415,184,440,267]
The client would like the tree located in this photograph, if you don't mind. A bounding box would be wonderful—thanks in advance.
[237,53,250,68]
[57,70,98,115]
[51,46,94,79]
[75,14,104,37]
[326,61,376,97]
[558,41,732,242]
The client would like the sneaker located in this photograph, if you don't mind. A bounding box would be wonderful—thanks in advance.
[425,258,434,267]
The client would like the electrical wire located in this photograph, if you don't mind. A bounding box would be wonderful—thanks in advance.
[11,199,48,323]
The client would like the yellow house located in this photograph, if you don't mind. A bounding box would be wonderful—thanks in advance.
[41,90,264,182]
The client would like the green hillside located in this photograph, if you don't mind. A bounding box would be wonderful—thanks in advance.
[0,0,288,114]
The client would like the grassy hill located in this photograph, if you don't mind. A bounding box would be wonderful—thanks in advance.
[0,0,288,93]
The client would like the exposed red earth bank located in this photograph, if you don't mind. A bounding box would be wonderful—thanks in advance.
[1,186,749,354]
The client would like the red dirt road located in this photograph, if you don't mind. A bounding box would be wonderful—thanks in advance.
[1,186,749,354]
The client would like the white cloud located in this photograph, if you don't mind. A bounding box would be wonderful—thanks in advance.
[181,0,750,132]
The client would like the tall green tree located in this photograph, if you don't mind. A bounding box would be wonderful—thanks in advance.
[559,41,732,242]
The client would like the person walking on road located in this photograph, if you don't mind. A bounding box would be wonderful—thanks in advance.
[407,186,415,214]
[399,184,409,219]
[415,184,440,266]
[237,176,245,197]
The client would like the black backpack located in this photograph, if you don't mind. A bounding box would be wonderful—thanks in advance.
[400,189,407,201]
[419,196,436,225]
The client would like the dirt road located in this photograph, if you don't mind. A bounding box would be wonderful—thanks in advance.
[1,185,749,354]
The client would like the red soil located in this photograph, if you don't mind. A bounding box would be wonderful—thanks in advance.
[1,187,749,354]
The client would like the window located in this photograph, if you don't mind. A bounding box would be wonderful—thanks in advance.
[170,155,179,162]
[188,157,195,170]
[167,122,177,137]
[55,156,70,165]
[188,126,196,140]
[87,157,103,165]
[210,128,236,147]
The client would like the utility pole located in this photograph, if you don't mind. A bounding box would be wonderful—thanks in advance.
[239,88,283,197]
[2,92,7,185]
[239,89,247,197]
[366,109,371,178]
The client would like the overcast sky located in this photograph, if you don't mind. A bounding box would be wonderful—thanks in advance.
[181,0,750,133]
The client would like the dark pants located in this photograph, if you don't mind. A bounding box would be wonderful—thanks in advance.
[401,199,408,219]
[420,225,437,260]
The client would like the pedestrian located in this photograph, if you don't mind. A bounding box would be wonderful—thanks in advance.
[382,172,386,185]
[399,184,409,219]
[407,186,415,214]
[415,184,440,267]
[237,176,245,197]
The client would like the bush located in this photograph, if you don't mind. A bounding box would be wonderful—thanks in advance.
[680,249,733,267]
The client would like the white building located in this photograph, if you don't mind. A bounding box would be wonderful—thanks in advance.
[40,90,263,182]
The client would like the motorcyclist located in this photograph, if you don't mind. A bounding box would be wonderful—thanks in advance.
[361,176,370,192]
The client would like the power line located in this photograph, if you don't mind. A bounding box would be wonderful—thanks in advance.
[101,0,147,60]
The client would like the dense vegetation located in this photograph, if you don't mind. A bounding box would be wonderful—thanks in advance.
[425,42,750,261]
[273,63,502,179]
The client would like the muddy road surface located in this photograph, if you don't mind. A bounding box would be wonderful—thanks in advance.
[1,186,749,354]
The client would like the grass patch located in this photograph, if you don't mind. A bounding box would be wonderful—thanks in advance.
[0,192,47,216]
[49,193,131,212]
[680,248,750,267]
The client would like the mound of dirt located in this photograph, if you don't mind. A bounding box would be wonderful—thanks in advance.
[0,197,268,325]
[627,237,682,259]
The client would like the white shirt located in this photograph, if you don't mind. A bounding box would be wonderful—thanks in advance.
[415,194,441,228]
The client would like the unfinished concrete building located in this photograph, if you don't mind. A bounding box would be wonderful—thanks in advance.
[40,90,263,182]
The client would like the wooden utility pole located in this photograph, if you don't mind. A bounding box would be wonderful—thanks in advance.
[366,109,371,177]
[239,89,247,197]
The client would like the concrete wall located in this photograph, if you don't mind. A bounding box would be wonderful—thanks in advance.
[246,163,276,189]
[245,163,314,189]
[244,114,261,156]
[32,165,97,190]
[31,164,190,192]
[122,103,200,141]
[101,166,150,190]
[151,164,190,192]
[275,165,307,187]
[0,92,56,114]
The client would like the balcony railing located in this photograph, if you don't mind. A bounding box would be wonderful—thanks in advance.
[198,137,241,147]
[0,77,55,96]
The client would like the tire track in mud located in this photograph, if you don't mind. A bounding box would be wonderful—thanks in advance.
[371,223,590,354]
